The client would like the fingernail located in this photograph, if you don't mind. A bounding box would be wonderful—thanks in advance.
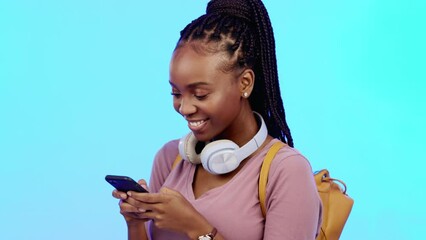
[138,208,146,212]
[120,193,127,199]
[127,192,132,196]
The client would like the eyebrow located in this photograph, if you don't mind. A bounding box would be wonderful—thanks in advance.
[169,81,210,89]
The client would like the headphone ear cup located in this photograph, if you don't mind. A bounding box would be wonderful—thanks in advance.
[200,140,240,174]
[178,133,202,164]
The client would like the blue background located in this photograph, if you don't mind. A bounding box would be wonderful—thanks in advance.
[1,0,425,239]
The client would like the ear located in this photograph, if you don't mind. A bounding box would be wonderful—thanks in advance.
[239,69,255,98]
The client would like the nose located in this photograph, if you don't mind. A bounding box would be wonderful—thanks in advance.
[178,98,196,116]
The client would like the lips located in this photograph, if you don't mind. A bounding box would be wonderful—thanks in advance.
[187,119,207,132]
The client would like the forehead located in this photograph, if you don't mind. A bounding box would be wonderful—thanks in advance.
[169,44,236,89]
[169,44,232,83]
[171,43,224,71]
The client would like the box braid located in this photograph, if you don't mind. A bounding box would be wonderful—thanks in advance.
[175,0,294,147]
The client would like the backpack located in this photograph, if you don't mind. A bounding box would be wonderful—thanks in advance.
[172,141,354,240]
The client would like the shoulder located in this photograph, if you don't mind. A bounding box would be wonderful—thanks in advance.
[152,139,180,171]
[268,140,313,179]
[263,140,322,239]
[264,139,316,197]
[154,139,180,165]
[160,139,180,153]
[149,139,180,192]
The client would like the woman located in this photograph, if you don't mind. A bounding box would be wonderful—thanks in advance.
[113,0,322,239]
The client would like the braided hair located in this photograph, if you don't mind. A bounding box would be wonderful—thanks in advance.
[175,0,294,147]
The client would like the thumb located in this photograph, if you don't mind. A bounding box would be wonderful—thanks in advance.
[137,179,149,191]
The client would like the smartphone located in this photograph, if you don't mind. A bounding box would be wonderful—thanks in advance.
[105,175,149,193]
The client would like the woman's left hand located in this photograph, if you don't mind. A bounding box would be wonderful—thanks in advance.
[125,187,212,238]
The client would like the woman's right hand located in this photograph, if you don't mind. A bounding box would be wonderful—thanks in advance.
[112,179,151,225]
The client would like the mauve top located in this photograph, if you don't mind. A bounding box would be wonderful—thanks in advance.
[146,138,322,240]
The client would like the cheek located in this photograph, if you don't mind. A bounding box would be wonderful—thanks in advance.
[173,99,180,113]
[219,87,241,106]
[208,90,242,117]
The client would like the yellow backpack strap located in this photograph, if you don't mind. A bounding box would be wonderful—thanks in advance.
[172,154,182,170]
[259,141,286,217]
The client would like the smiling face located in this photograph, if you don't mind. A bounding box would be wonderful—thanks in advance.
[169,42,254,143]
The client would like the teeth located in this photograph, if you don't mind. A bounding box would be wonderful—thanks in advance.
[189,120,205,127]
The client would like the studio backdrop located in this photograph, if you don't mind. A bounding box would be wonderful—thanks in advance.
[0,0,425,239]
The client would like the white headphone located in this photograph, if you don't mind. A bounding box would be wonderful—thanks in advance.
[178,112,268,175]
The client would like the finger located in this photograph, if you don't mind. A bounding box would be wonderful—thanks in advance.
[124,197,157,215]
[112,190,128,200]
[127,191,164,204]
[118,199,151,221]
[137,179,147,186]
[138,210,157,219]
[137,179,149,192]
[125,195,156,211]
[119,199,140,213]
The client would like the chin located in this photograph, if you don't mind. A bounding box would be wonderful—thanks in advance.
[191,131,213,143]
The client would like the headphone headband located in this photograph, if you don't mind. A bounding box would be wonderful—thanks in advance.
[234,112,267,161]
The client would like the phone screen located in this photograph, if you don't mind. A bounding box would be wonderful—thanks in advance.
[105,175,148,193]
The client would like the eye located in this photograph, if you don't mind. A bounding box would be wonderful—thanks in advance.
[193,89,209,100]
[194,94,208,100]
[171,92,181,98]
